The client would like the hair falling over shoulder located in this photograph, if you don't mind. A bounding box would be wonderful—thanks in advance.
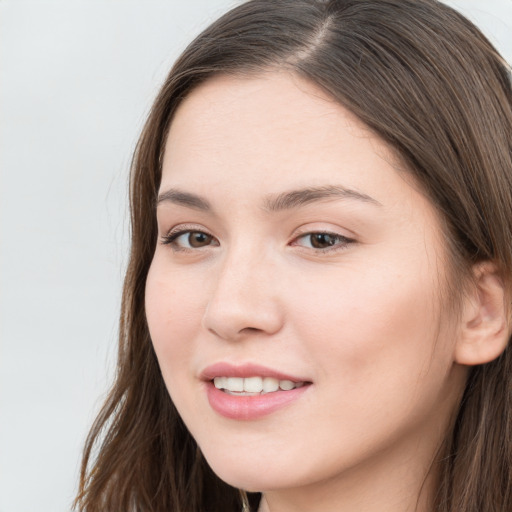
[74,1,512,511]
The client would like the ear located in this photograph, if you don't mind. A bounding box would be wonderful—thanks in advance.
[455,262,510,366]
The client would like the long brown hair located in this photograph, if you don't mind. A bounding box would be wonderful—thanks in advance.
[75,1,512,510]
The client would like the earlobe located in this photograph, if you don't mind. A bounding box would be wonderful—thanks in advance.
[455,262,510,366]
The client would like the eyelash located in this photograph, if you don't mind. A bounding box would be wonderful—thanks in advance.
[161,226,219,252]
[160,228,355,253]
[291,231,354,253]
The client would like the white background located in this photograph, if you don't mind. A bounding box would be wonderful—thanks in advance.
[1,2,511,511]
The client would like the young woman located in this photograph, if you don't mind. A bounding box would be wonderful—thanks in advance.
[75,1,512,511]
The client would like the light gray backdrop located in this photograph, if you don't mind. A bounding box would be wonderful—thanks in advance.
[1,1,511,511]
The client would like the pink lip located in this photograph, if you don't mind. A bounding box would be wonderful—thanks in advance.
[200,362,312,421]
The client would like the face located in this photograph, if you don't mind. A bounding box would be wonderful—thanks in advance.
[145,72,467,497]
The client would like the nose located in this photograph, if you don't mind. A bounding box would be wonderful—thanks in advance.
[202,248,284,342]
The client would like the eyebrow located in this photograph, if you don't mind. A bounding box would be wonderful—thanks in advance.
[157,189,211,211]
[263,185,382,211]
[156,185,381,212]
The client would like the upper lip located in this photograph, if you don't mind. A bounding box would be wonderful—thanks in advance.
[200,362,310,383]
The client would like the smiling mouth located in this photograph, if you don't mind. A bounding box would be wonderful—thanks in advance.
[213,376,307,396]
[204,367,312,419]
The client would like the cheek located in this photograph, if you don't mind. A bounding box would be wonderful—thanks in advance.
[274,262,457,476]
[290,257,451,404]
[145,257,205,385]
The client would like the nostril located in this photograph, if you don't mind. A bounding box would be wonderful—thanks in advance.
[202,290,284,341]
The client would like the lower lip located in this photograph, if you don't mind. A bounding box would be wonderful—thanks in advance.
[205,381,310,420]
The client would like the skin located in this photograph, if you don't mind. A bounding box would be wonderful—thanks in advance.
[145,72,470,512]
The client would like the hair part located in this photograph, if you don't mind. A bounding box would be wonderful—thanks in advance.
[75,1,512,511]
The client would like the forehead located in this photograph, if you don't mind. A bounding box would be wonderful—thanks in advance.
[166,72,377,155]
[161,72,434,223]
[163,72,396,186]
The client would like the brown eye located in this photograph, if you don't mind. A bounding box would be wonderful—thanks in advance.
[309,233,339,249]
[162,229,218,250]
[188,231,213,248]
[293,232,353,252]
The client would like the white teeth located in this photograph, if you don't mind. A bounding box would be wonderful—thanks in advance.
[262,377,279,393]
[226,377,244,392]
[279,379,295,391]
[213,376,303,394]
[244,376,263,393]
[213,376,226,389]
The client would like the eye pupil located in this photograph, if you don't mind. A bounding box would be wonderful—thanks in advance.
[311,233,337,249]
[189,232,211,247]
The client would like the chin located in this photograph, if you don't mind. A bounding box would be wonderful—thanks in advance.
[200,446,314,493]
[210,467,285,493]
